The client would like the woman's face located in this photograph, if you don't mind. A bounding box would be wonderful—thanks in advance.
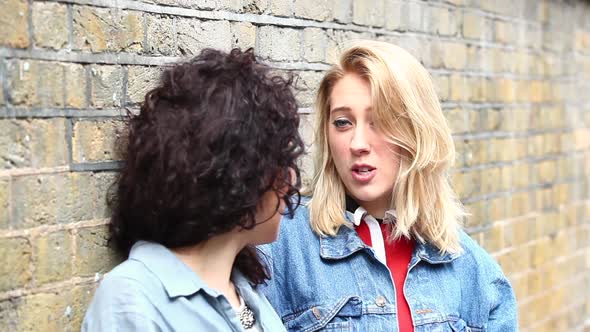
[327,73,402,217]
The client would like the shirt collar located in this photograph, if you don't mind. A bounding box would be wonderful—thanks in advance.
[129,241,211,298]
[320,198,462,264]
[345,195,397,226]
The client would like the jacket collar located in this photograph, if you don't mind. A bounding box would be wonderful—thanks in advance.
[319,211,462,264]
[129,241,253,298]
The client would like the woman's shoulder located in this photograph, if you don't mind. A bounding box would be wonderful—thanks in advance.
[454,229,506,281]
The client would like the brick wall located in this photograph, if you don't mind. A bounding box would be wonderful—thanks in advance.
[0,0,589,331]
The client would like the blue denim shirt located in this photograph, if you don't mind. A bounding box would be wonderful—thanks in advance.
[82,241,286,332]
[259,199,518,332]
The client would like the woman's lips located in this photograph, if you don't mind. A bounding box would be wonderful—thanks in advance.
[351,165,376,184]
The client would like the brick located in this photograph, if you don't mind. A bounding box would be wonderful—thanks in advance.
[75,225,123,275]
[33,230,72,285]
[0,178,8,228]
[231,22,256,50]
[294,0,332,21]
[59,172,96,223]
[72,119,124,163]
[381,1,403,30]
[537,160,557,184]
[444,108,467,134]
[449,74,466,101]
[94,172,117,219]
[481,167,501,194]
[465,200,486,228]
[12,172,95,228]
[216,0,242,11]
[441,42,467,70]
[0,0,29,48]
[16,290,79,331]
[402,2,425,32]
[0,119,68,170]
[332,0,352,23]
[0,237,31,291]
[126,66,161,105]
[67,284,97,330]
[258,26,301,61]
[483,222,505,253]
[494,21,517,44]
[64,64,87,108]
[90,65,123,108]
[73,6,143,52]
[429,6,458,36]
[176,19,232,55]
[495,78,516,103]
[462,12,485,39]
[510,192,530,217]
[512,163,530,189]
[451,171,465,199]
[7,60,37,106]
[267,0,293,17]
[489,196,509,221]
[7,60,71,107]
[352,0,385,27]
[298,114,315,180]
[32,2,68,49]
[0,297,21,331]
[146,15,175,56]
[302,28,327,63]
[294,71,324,107]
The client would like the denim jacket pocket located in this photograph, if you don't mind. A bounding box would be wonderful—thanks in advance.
[284,296,362,332]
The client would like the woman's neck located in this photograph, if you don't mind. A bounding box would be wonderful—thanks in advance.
[350,195,392,219]
[171,230,246,308]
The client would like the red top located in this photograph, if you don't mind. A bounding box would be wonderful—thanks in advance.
[355,221,415,332]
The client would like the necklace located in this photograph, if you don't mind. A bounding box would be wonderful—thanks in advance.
[237,293,256,329]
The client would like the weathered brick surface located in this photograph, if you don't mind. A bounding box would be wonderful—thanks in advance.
[294,0,332,21]
[74,225,123,276]
[73,6,144,52]
[11,172,95,229]
[145,15,176,56]
[0,237,31,291]
[90,65,123,108]
[0,0,29,48]
[126,66,161,105]
[72,119,124,163]
[176,19,232,55]
[0,119,68,169]
[33,230,72,285]
[0,0,589,330]
[258,26,301,61]
[231,21,256,50]
[32,2,68,50]
[0,178,9,229]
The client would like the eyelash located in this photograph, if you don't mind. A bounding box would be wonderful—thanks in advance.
[332,119,351,128]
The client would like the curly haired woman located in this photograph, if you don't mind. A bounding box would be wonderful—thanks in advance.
[82,48,304,332]
[260,40,517,332]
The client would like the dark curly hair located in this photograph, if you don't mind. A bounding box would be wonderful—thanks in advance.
[109,48,304,284]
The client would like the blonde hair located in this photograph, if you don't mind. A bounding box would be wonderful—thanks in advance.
[307,40,465,253]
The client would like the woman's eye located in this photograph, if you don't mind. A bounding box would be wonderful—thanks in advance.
[332,119,351,128]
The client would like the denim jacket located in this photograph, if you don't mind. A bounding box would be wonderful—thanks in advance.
[259,199,518,332]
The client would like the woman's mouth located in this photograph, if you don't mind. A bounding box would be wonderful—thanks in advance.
[351,165,376,183]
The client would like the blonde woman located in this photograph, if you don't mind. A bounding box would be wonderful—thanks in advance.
[260,40,517,332]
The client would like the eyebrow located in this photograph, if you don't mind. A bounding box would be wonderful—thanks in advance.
[330,106,373,113]
[330,106,351,114]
